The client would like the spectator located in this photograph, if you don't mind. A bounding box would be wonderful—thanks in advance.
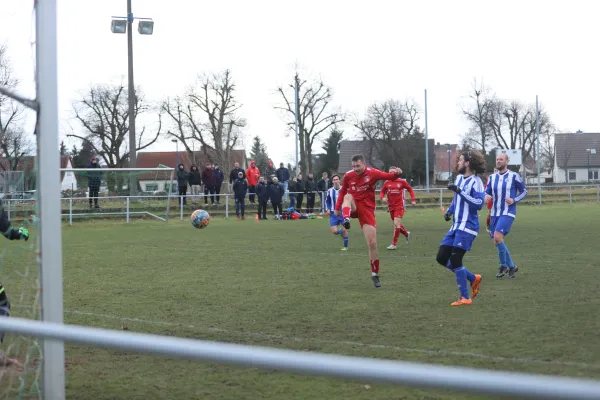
[202,163,216,205]
[288,177,297,209]
[295,173,305,212]
[229,162,245,187]
[317,172,330,213]
[87,156,102,209]
[268,177,285,216]
[213,164,225,205]
[255,176,269,220]
[232,171,248,220]
[188,165,202,204]
[177,163,189,205]
[264,159,277,184]
[305,172,317,213]
[245,160,260,204]
[276,162,290,201]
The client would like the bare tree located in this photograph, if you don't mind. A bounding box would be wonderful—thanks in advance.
[162,69,246,167]
[540,129,556,174]
[275,72,343,175]
[69,82,161,167]
[460,79,495,153]
[0,45,26,160]
[557,149,572,183]
[354,99,424,174]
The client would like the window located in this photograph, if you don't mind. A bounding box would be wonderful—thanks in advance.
[568,170,576,181]
[145,183,158,191]
[589,170,599,180]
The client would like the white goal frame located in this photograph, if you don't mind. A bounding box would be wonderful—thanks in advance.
[60,167,175,223]
[0,1,594,399]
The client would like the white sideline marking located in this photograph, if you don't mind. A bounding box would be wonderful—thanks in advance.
[62,309,599,370]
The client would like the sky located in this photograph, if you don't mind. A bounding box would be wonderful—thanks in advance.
[1,0,600,167]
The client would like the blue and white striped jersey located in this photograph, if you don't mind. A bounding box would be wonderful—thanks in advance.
[485,170,528,218]
[325,186,341,213]
[447,174,485,236]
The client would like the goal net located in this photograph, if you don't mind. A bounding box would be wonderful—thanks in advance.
[59,166,175,223]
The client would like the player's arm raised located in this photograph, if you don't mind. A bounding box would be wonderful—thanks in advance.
[371,167,403,182]
[460,180,485,210]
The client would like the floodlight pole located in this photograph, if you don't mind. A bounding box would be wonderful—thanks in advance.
[535,95,542,205]
[424,89,430,193]
[127,0,137,197]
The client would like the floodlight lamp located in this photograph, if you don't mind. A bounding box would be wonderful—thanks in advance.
[111,19,127,34]
[138,20,154,35]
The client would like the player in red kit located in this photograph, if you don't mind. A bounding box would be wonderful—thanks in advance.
[379,167,416,250]
[334,154,402,288]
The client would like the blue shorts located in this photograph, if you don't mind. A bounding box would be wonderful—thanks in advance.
[329,212,344,227]
[440,230,476,252]
[489,216,514,237]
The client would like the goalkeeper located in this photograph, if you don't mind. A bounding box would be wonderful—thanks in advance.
[0,199,28,369]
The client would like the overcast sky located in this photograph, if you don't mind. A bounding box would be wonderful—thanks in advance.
[1,0,599,167]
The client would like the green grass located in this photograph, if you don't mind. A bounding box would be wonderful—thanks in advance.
[2,204,600,399]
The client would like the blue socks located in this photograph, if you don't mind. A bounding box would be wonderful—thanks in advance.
[465,269,476,284]
[336,228,349,248]
[453,267,470,299]
[505,246,515,269]
[496,242,508,267]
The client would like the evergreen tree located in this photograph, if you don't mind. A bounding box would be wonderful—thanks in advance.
[59,140,68,156]
[249,136,269,173]
[320,127,343,174]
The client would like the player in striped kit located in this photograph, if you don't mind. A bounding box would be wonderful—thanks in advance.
[325,174,349,251]
[379,168,416,249]
[484,153,528,279]
[436,150,486,306]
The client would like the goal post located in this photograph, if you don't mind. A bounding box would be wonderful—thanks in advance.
[59,167,175,223]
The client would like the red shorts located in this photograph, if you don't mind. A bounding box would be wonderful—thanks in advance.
[350,201,376,228]
[389,208,405,220]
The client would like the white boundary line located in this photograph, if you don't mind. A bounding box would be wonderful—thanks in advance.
[56,309,599,370]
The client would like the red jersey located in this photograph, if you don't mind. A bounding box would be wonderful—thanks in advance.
[380,178,416,209]
[335,167,400,210]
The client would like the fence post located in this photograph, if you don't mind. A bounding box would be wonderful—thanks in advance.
[126,197,130,224]
[569,186,572,204]
[225,194,229,219]
[69,199,72,226]
[180,196,184,221]
[7,199,10,220]
[439,189,443,211]
[597,186,599,203]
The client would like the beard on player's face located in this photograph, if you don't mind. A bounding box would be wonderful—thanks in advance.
[458,166,467,175]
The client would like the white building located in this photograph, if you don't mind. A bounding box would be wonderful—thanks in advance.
[553,132,600,184]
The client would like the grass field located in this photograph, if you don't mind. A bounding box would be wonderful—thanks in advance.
[3,203,600,399]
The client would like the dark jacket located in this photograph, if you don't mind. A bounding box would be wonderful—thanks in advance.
[288,181,297,195]
[267,182,285,204]
[87,162,102,188]
[232,178,248,198]
[276,167,290,182]
[304,178,317,194]
[177,165,188,187]
[188,167,202,185]
[202,168,216,186]
[255,181,269,201]
[214,168,224,186]
[229,167,245,184]
[294,179,305,195]
[317,178,330,192]
[264,166,277,184]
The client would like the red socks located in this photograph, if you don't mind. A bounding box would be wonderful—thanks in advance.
[392,228,401,245]
[342,206,350,219]
[370,259,380,275]
[399,224,408,237]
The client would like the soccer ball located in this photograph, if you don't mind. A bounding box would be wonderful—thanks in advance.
[191,209,210,229]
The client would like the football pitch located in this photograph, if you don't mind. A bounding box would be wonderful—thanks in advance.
[6,203,600,399]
